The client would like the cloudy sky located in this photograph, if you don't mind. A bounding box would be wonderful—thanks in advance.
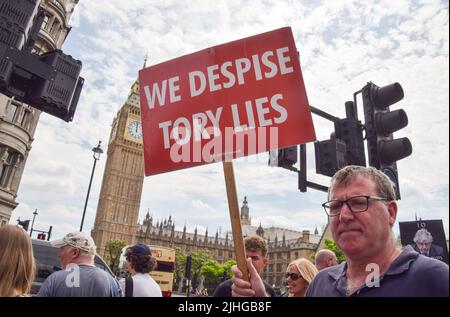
[11,0,449,242]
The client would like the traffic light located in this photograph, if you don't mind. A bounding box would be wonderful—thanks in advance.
[37,233,46,240]
[17,219,30,232]
[314,135,346,177]
[0,0,84,122]
[334,101,366,167]
[185,255,192,279]
[362,82,412,199]
[268,146,298,171]
[314,100,366,178]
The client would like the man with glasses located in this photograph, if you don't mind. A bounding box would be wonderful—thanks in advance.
[213,235,276,297]
[231,166,448,297]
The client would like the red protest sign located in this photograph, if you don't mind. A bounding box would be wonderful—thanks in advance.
[139,27,316,176]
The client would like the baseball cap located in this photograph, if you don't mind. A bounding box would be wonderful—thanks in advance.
[51,231,96,254]
[128,243,151,256]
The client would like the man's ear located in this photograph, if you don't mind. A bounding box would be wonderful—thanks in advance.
[72,247,80,258]
[387,201,398,226]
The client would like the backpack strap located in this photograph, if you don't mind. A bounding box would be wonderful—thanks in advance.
[125,276,133,297]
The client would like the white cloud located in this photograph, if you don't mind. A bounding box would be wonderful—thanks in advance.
[10,0,449,242]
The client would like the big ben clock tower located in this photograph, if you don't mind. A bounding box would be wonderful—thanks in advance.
[91,78,144,259]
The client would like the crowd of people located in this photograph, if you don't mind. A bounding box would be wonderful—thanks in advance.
[0,166,448,297]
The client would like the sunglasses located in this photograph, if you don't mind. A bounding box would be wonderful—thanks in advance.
[285,272,302,281]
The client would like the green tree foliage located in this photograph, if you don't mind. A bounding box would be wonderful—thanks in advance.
[173,249,214,291]
[324,239,346,263]
[221,259,237,279]
[190,250,214,289]
[200,260,222,290]
[105,239,127,274]
[173,249,238,293]
[200,258,236,292]
[174,247,187,290]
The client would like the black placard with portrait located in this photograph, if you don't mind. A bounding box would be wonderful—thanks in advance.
[399,219,449,264]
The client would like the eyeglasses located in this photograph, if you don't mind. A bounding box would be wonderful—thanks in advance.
[285,272,302,281]
[322,195,388,217]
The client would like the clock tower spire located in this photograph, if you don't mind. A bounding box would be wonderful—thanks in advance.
[91,72,144,259]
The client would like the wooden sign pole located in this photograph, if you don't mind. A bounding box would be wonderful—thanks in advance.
[222,160,249,282]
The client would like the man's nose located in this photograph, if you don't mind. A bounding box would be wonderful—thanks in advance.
[338,203,354,222]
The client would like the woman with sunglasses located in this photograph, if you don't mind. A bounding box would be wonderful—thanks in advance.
[285,258,318,297]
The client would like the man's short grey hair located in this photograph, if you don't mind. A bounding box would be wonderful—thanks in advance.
[315,249,337,266]
[329,165,396,201]
[413,228,433,243]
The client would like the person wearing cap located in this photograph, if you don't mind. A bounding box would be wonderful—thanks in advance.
[119,243,162,297]
[37,231,119,297]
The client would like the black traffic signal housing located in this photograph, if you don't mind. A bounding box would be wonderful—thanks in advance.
[314,100,366,178]
[362,82,412,199]
[268,146,298,171]
[0,0,84,122]
[334,101,366,167]
[185,255,192,279]
[37,232,46,240]
[17,219,30,231]
[314,135,347,177]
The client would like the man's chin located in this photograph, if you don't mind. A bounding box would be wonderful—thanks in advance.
[338,240,364,256]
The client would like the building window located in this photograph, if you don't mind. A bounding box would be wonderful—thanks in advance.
[21,110,31,129]
[5,101,20,122]
[49,20,60,36]
[276,263,282,272]
[1,219,7,226]
[0,149,18,188]
[54,26,62,40]
[42,14,51,30]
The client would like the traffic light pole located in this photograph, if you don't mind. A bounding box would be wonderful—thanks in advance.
[310,105,339,122]
[298,143,329,193]
[296,105,340,193]
[30,208,38,237]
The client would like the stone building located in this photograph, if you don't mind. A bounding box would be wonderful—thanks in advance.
[0,0,79,226]
[135,213,235,264]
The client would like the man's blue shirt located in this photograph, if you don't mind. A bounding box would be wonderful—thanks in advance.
[306,246,449,297]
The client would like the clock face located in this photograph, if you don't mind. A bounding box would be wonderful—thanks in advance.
[127,121,142,140]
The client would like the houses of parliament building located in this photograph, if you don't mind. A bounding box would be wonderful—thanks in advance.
[91,74,331,287]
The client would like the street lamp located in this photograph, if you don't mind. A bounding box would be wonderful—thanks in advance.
[30,208,38,237]
[80,141,103,232]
